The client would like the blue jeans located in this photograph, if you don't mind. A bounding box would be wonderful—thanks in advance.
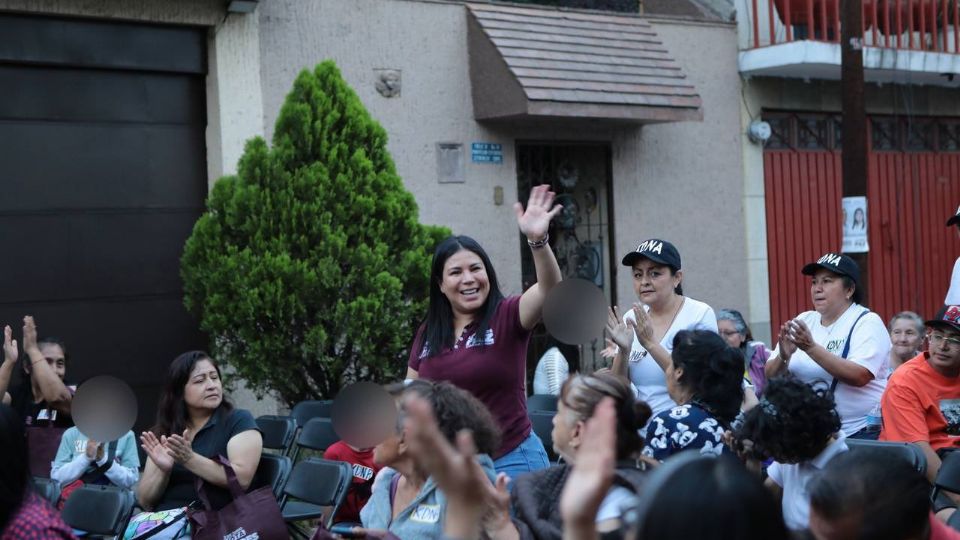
[494,431,550,481]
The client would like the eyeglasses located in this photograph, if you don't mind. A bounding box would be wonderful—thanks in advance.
[928,333,960,349]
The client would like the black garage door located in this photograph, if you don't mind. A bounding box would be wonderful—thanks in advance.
[0,14,208,431]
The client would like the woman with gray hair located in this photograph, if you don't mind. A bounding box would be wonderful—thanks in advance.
[887,311,924,371]
[717,309,769,397]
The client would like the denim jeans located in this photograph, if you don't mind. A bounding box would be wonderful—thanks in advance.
[848,424,881,440]
[493,431,550,481]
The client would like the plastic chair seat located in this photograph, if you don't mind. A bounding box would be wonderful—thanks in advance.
[282,500,326,521]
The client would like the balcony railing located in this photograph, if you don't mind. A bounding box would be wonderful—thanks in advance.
[748,0,960,53]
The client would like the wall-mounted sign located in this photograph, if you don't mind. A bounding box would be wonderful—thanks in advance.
[842,196,869,253]
[471,142,502,164]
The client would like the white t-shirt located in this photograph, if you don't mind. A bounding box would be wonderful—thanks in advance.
[767,434,849,530]
[771,303,891,436]
[624,297,718,416]
[946,257,960,305]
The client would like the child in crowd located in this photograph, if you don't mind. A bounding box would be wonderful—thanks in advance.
[51,427,140,508]
[324,439,381,524]
[735,377,848,531]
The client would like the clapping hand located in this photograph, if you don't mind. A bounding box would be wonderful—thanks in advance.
[3,325,17,364]
[141,431,174,473]
[22,316,39,355]
[165,429,196,465]
[605,306,633,354]
[777,322,798,360]
[785,319,815,352]
[630,303,655,348]
[515,184,562,242]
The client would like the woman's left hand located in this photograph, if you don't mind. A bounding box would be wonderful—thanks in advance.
[786,319,815,351]
[164,429,195,465]
[630,303,655,347]
[514,184,562,242]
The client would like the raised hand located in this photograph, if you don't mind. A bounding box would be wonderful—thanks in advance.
[165,429,195,465]
[605,306,633,352]
[85,440,103,461]
[3,325,17,364]
[141,431,174,473]
[514,184,562,242]
[22,316,39,355]
[630,303,655,347]
[560,397,617,532]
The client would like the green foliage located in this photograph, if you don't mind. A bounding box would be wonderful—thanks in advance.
[181,60,448,406]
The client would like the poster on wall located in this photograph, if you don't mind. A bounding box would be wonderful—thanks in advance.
[842,196,869,253]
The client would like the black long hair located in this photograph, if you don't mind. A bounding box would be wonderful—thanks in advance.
[671,330,744,424]
[152,351,233,437]
[0,404,29,530]
[419,235,504,358]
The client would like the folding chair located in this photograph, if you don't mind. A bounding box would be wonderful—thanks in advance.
[257,415,298,454]
[291,400,334,428]
[282,458,352,539]
[32,476,61,506]
[292,417,340,462]
[845,438,927,476]
[528,410,558,462]
[60,484,135,537]
[251,453,293,500]
[527,394,559,413]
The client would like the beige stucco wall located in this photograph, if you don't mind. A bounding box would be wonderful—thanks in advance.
[256,0,748,317]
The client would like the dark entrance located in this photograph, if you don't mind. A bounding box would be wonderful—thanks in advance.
[0,14,208,431]
[516,142,616,384]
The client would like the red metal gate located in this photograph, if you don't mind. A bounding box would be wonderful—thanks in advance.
[764,113,960,337]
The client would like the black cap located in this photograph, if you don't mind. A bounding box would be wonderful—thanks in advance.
[801,252,861,287]
[925,305,960,333]
[947,205,960,227]
[621,239,681,269]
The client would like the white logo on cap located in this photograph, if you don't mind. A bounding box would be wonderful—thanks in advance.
[818,254,842,266]
[636,240,663,255]
[955,205,960,216]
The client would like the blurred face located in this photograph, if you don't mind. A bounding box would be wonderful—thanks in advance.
[926,327,960,376]
[810,269,853,316]
[183,359,222,412]
[374,399,405,466]
[551,400,581,463]
[632,259,681,307]
[38,343,66,381]
[890,319,923,360]
[439,249,489,318]
[718,320,745,348]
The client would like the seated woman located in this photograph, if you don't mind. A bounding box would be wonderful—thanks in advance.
[642,330,743,461]
[485,372,652,540]
[734,377,848,531]
[359,380,500,539]
[129,351,262,540]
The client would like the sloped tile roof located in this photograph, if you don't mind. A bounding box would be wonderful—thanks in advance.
[467,2,703,122]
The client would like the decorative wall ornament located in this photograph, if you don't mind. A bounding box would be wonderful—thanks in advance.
[374,69,401,98]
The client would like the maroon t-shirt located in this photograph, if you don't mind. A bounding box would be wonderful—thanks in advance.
[409,295,532,458]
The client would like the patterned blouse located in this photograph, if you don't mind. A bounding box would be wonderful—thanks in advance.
[1,492,76,540]
[642,402,730,461]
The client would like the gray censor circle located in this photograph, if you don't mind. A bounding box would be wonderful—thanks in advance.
[331,381,398,449]
[72,375,138,443]
[542,278,608,345]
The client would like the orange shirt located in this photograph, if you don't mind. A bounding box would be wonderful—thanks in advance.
[880,353,960,451]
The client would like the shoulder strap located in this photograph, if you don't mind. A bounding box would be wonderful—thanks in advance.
[830,309,871,393]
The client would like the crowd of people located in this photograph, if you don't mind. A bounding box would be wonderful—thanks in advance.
[3,186,960,540]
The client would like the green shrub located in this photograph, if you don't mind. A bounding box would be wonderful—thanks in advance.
[181,60,448,406]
